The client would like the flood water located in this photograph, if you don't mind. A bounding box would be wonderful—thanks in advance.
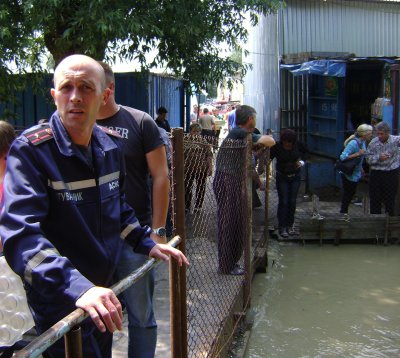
[245,241,400,358]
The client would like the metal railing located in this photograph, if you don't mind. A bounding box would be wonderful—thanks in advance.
[14,236,182,358]
[174,128,269,357]
[12,127,270,358]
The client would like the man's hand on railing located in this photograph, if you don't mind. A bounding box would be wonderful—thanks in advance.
[149,243,189,266]
[75,286,123,333]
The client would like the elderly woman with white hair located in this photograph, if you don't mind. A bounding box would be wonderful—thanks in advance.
[339,123,373,215]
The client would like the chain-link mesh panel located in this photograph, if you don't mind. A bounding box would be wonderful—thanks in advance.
[166,131,175,238]
[251,147,270,259]
[264,134,400,243]
[183,134,250,357]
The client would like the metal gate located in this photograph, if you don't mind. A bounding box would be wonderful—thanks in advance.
[280,69,308,143]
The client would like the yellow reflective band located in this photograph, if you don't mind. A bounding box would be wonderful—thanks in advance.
[24,248,61,285]
[120,222,140,240]
[48,179,96,191]
[99,171,120,186]
[47,172,119,191]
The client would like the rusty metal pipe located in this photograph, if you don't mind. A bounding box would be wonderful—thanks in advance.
[15,236,181,358]
[64,326,83,358]
[170,128,188,358]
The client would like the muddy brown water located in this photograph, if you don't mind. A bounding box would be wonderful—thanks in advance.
[244,241,400,358]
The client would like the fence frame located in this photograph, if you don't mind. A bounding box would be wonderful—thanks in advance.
[179,132,269,357]
[12,129,270,358]
[170,128,188,358]
[13,237,182,358]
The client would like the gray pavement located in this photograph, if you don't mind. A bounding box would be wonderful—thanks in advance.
[112,265,171,357]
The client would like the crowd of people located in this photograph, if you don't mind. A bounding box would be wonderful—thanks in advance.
[189,102,237,143]
[341,121,400,217]
[334,121,400,218]
[271,120,400,241]
[1,53,399,357]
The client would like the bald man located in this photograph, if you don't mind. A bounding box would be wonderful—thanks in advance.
[0,54,188,357]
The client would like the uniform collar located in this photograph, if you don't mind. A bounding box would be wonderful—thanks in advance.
[49,111,118,157]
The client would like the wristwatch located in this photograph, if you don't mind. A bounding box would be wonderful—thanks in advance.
[153,227,167,237]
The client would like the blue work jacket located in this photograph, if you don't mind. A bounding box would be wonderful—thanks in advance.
[0,113,155,323]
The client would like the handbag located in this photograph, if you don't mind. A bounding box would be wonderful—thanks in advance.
[335,140,361,175]
[335,157,360,175]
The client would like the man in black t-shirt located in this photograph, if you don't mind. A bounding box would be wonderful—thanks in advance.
[97,62,170,358]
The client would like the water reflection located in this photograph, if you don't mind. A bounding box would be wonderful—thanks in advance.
[245,242,400,358]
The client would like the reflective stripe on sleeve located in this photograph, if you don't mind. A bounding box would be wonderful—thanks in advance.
[98,171,120,186]
[24,248,61,285]
[47,171,120,191]
[48,179,96,191]
[120,222,140,240]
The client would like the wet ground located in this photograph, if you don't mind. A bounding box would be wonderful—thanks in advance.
[244,240,400,358]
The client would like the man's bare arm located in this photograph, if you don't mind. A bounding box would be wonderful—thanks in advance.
[146,145,170,243]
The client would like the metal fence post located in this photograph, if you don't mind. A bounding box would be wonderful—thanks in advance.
[64,326,83,358]
[170,128,188,358]
[264,149,271,242]
[244,134,252,307]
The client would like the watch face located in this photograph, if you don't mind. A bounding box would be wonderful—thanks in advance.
[157,228,167,237]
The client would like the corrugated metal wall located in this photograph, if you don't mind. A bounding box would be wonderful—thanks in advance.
[0,73,184,129]
[243,13,280,134]
[243,0,400,136]
[113,72,149,113]
[0,75,55,131]
[148,75,184,128]
[281,0,400,57]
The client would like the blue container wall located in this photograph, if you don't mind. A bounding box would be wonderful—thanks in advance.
[0,74,55,130]
[307,157,336,191]
[0,73,184,130]
[307,75,345,159]
[114,73,149,112]
[148,75,184,128]
[307,75,345,188]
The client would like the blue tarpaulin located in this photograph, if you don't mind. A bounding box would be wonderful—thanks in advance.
[281,58,399,77]
[281,60,347,77]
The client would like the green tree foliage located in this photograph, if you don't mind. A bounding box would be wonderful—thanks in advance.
[1,0,282,97]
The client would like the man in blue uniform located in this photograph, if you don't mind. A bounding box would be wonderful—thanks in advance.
[0,54,188,358]
[97,62,170,358]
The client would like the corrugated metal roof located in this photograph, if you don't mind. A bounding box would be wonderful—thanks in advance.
[280,0,400,57]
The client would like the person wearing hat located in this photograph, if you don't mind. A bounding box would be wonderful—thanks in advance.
[155,106,171,133]
[338,124,373,217]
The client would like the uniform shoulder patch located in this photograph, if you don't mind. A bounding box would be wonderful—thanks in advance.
[24,124,54,146]
[96,125,122,138]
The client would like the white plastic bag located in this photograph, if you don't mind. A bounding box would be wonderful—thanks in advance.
[0,255,35,347]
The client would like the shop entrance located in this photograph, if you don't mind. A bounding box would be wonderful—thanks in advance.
[344,61,383,133]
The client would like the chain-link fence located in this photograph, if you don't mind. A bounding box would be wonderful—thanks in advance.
[167,126,400,356]
[264,146,400,245]
[169,129,269,357]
